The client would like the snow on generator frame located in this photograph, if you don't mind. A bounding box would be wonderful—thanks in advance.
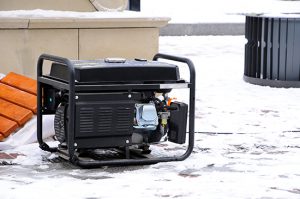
[37,53,195,168]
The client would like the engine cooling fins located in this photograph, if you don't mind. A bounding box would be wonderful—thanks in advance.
[54,103,68,143]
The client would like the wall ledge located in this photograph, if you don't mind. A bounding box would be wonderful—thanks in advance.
[0,11,170,29]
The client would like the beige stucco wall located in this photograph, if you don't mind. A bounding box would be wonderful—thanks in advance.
[0,16,170,78]
[0,29,78,77]
[0,0,96,12]
[79,28,158,60]
[90,0,128,11]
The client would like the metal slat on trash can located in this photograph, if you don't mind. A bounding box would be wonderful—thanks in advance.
[244,14,300,87]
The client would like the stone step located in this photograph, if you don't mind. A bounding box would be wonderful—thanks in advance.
[0,98,33,126]
[0,83,37,113]
[0,115,18,140]
[1,72,37,95]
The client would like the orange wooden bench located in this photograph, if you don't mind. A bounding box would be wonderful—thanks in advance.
[0,115,18,141]
[0,72,37,141]
[1,72,37,95]
[0,83,37,113]
[0,98,33,126]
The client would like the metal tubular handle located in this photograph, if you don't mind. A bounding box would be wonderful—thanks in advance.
[37,54,76,157]
[153,53,196,161]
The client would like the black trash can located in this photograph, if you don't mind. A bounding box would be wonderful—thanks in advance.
[244,13,300,87]
[129,0,140,11]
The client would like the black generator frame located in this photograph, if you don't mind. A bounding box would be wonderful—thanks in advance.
[37,53,195,168]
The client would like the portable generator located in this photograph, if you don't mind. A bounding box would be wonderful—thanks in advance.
[37,53,195,168]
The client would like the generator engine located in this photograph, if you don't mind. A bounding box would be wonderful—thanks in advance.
[53,91,187,146]
[37,53,195,168]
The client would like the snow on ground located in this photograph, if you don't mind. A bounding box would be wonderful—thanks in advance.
[1,35,300,199]
[142,0,300,23]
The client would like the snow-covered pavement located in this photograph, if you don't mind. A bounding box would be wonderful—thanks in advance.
[142,0,300,23]
[1,36,300,199]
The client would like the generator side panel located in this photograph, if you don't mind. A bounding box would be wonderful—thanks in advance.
[74,92,137,149]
